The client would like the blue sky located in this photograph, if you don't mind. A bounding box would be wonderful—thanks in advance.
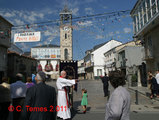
[0,0,137,60]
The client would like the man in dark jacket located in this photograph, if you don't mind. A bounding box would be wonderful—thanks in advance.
[21,71,57,120]
[100,73,109,97]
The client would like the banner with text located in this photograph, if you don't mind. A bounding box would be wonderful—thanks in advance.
[14,32,41,42]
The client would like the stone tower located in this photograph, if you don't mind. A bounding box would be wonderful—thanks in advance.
[60,5,73,61]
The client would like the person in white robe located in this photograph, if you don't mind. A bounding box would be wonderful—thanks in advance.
[56,70,77,120]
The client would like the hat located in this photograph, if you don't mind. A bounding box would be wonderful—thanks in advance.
[36,71,46,81]
[16,73,23,78]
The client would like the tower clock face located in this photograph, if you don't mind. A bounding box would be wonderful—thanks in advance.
[63,26,70,31]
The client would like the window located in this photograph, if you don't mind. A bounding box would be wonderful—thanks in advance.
[146,0,151,20]
[147,35,153,58]
[152,0,157,16]
[139,5,144,28]
[144,14,147,24]
[133,16,137,33]
[137,14,140,30]
[143,1,147,24]
[65,33,67,39]
[64,48,68,60]
[157,0,159,11]
[97,69,102,76]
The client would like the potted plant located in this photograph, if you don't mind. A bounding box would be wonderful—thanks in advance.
[131,74,137,87]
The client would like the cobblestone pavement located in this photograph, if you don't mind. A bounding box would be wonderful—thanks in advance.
[46,79,159,120]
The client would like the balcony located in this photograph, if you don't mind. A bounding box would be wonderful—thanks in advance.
[85,61,94,68]
[143,55,154,61]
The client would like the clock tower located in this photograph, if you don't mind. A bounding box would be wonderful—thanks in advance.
[60,5,73,61]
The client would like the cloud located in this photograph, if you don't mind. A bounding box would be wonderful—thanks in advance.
[0,9,47,26]
[85,7,94,15]
[123,27,132,33]
[14,19,25,25]
[108,32,114,37]
[71,7,79,16]
[3,12,15,18]
[115,31,120,34]
[103,6,108,9]
[77,20,93,26]
[96,35,104,39]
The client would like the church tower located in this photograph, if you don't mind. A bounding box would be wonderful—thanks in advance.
[60,5,73,61]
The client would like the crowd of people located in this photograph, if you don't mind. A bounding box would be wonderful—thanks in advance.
[4,69,159,120]
[0,71,79,120]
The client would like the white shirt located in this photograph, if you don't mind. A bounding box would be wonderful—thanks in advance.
[155,73,159,84]
[10,81,27,99]
[105,86,131,120]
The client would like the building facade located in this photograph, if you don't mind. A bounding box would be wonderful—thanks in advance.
[131,0,159,74]
[84,40,122,80]
[104,41,137,75]
[0,16,13,82]
[8,51,37,83]
[31,44,60,79]
[104,47,118,74]
[104,40,146,86]
[116,46,145,86]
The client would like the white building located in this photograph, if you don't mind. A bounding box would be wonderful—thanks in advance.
[78,59,85,80]
[84,40,122,80]
[31,44,60,79]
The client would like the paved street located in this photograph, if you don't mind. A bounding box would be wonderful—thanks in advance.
[46,79,159,120]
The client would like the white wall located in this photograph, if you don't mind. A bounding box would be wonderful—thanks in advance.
[92,40,122,76]
[125,46,144,67]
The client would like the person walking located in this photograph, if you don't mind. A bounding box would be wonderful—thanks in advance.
[10,73,27,120]
[105,71,131,120]
[21,71,57,120]
[100,73,109,97]
[81,89,88,114]
[149,74,159,98]
[56,70,78,120]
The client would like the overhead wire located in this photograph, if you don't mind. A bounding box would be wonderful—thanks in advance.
[11,10,131,29]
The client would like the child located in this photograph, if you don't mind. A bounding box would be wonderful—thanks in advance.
[81,89,88,113]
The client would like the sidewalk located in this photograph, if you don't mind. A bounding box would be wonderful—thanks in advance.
[128,85,159,101]
[128,84,159,112]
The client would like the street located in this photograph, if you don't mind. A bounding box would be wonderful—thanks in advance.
[46,79,159,120]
